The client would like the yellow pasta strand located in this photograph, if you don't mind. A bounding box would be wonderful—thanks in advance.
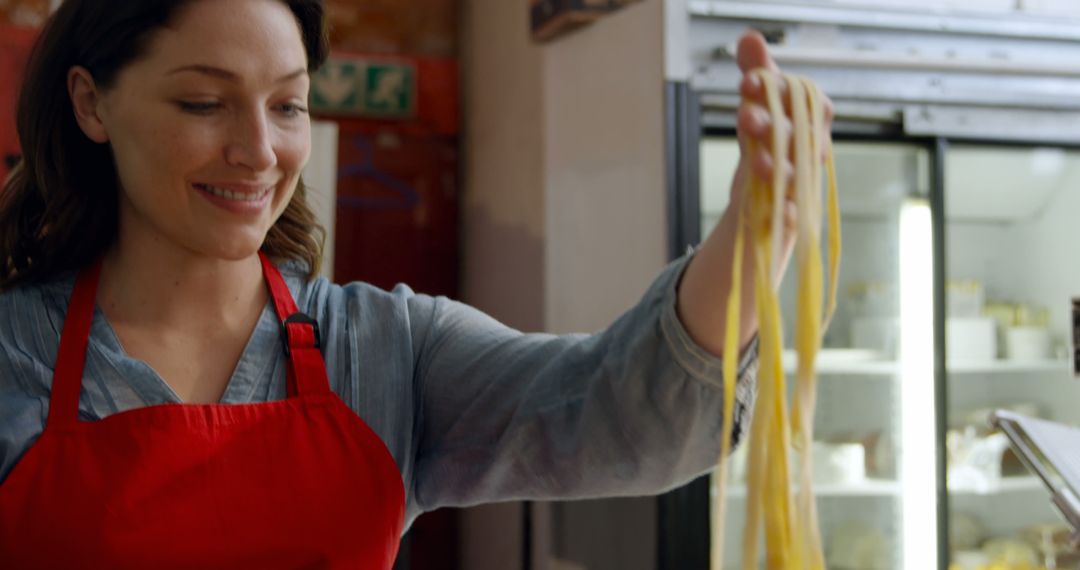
[712,168,745,568]
[791,76,827,570]
[711,69,841,570]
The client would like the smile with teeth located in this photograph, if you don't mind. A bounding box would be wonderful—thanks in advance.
[195,183,272,202]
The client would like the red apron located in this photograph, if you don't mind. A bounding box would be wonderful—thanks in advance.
[0,253,405,569]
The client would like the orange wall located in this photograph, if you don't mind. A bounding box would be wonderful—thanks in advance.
[325,0,457,56]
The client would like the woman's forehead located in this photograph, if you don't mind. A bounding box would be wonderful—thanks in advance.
[137,0,307,80]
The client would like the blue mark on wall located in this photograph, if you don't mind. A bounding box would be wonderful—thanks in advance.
[336,134,420,210]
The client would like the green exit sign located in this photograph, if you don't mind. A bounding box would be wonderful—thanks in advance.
[311,56,416,119]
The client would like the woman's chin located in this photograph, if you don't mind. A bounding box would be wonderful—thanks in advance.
[196,231,269,262]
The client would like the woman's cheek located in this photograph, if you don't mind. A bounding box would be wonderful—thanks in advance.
[284,125,312,170]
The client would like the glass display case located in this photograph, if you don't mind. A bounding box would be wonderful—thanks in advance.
[701,138,936,569]
[695,137,1080,569]
[943,144,1080,570]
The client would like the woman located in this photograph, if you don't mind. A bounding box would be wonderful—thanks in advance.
[0,0,815,567]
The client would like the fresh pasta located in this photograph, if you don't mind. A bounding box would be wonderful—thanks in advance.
[711,70,841,570]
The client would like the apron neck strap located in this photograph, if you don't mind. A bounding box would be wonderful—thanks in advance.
[48,259,103,430]
[258,252,330,399]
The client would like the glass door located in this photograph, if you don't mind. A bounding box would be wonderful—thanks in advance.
[943,143,1080,570]
[700,137,936,569]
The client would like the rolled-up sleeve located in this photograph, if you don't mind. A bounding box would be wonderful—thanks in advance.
[407,252,758,513]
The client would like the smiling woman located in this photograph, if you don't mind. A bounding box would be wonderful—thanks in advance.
[0,2,826,569]
[69,5,313,264]
[0,0,328,289]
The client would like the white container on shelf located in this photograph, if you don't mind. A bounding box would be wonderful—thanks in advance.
[952,550,992,570]
[947,280,985,319]
[947,318,997,363]
[1005,326,1051,361]
[851,317,899,358]
[812,442,867,485]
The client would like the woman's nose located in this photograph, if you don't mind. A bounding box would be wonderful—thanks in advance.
[224,110,276,172]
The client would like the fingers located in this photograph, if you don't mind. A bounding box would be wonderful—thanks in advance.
[736,30,778,74]
[737,103,793,183]
[740,71,790,111]
[739,86,837,174]
[746,144,794,187]
[735,29,837,184]
[737,29,783,109]
[738,42,836,130]
[737,104,781,141]
[741,74,834,124]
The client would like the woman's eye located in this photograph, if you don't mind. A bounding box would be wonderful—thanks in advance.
[177,101,221,115]
[276,102,309,118]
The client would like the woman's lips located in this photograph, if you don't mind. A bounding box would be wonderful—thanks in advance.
[193,182,274,214]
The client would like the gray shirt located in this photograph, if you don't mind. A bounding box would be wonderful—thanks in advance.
[0,252,757,529]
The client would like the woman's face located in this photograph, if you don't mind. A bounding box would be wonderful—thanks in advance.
[84,0,311,261]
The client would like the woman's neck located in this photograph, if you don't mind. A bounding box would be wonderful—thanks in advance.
[97,232,268,336]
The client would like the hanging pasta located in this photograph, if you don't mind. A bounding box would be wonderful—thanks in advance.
[711,70,841,570]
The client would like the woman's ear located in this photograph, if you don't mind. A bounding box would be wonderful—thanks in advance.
[67,66,109,144]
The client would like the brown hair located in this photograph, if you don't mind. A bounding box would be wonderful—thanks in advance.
[0,0,330,290]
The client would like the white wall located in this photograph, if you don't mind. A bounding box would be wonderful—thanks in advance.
[461,0,547,333]
[304,120,339,280]
[461,0,670,568]
[542,0,668,334]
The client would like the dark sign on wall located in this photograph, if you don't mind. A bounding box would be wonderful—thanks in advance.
[530,0,643,43]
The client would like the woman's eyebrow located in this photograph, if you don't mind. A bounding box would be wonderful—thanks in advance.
[166,64,307,83]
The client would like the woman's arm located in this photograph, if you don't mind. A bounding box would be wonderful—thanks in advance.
[406,254,757,516]
[678,31,833,356]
